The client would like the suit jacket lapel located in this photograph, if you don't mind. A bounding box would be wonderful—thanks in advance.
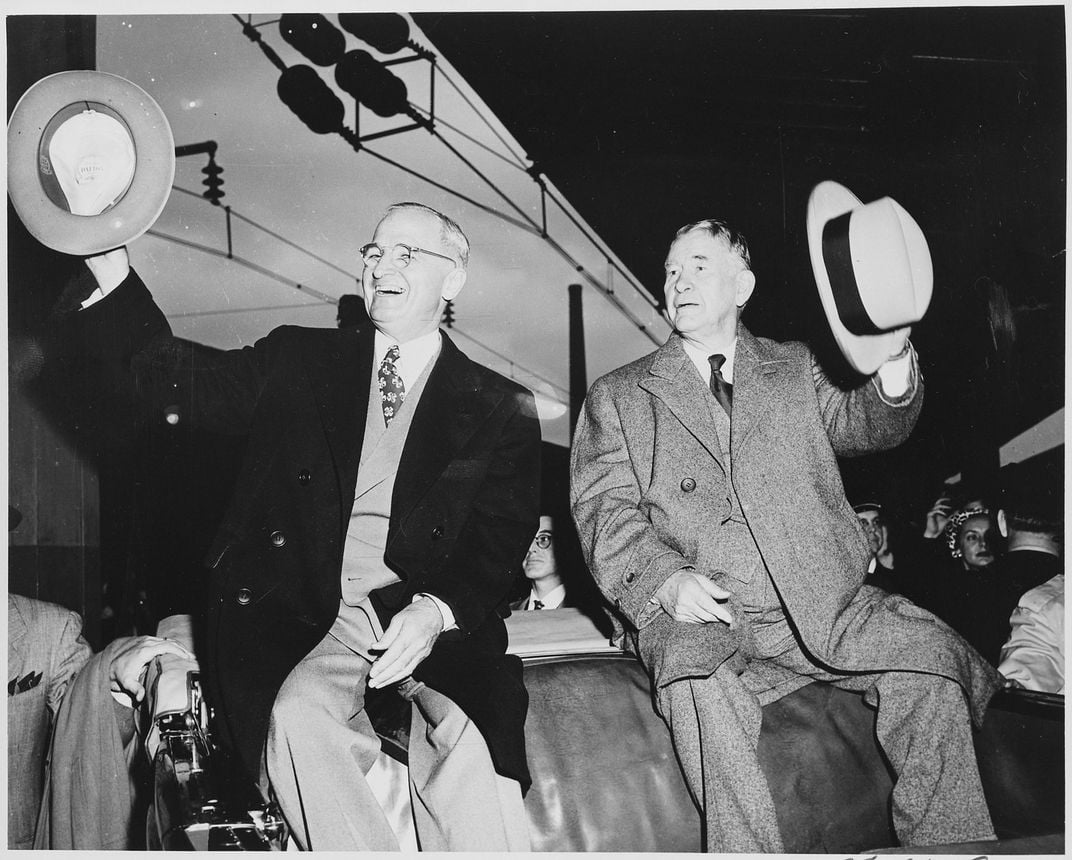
[640,334,725,468]
[311,324,372,537]
[393,332,500,522]
[732,326,789,455]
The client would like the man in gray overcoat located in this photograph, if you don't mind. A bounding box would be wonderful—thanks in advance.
[570,216,1001,852]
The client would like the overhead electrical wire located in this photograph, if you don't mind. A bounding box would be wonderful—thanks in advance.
[428,65,659,311]
[422,65,531,168]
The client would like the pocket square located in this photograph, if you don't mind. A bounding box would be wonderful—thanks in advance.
[8,671,43,695]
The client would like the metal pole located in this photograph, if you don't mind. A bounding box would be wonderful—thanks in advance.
[568,283,586,441]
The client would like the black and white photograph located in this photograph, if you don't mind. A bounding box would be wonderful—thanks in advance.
[6,3,1065,853]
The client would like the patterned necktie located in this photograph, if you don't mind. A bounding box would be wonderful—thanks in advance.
[532,599,545,610]
[708,353,733,417]
[378,344,405,425]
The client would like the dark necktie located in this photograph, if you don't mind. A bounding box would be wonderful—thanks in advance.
[378,344,405,425]
[532,599,545,610]
[708,353,733,417]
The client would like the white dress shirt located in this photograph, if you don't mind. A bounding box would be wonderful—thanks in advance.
[999,574,1065,694]
[524,584,567,611]
[374,328,440,393]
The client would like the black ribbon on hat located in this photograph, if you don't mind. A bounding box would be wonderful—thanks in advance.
[822,212,884,336]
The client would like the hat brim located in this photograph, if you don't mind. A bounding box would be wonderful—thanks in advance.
[8,70,175,256]
[806,180,907,375]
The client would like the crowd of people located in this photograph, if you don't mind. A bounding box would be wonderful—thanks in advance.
[852,471,1064,693]
[11,192,1063,854]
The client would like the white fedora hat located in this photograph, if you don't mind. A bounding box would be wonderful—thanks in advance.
[8,70,174,256]
[806,180,933,375]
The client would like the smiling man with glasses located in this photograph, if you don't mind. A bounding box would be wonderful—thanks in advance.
[64,200,541,851]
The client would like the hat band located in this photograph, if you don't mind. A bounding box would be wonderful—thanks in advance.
[822,212,883,336]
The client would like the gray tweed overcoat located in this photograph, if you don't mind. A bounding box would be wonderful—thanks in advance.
[570,326,999,721]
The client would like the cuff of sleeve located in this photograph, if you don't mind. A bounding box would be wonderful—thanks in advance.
[80,264,130,309]
[79,268,138,311]
[872,341,918,404]
[635,563,695,628]
[618,549,690,625]
[414,593,457,632]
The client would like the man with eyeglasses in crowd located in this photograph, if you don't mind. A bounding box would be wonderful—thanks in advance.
[512,516,569,611]
[61,201,541,850]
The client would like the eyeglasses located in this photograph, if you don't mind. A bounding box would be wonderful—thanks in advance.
[533,533,553,549]
[359,242,457,270]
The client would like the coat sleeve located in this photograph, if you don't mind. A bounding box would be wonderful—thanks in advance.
[570,378,691,629]
[45,609,93,722]
[49,268,280,443]
[810,344,924,457]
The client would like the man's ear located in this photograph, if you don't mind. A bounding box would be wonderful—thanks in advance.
[997,509,1008,539]
[442,268,466,302]
[735,269,756,308]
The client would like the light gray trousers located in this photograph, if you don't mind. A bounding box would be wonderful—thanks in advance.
[265,599,530,851]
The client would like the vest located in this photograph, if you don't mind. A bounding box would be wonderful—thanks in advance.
[703,380,779,617]
[339,346,437,606]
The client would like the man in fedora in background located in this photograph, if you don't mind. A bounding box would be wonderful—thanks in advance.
[571,187,1001,852]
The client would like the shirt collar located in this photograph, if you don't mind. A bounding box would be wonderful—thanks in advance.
[374,328,441,391]
[682,336,738,384]
[529,583,567,610]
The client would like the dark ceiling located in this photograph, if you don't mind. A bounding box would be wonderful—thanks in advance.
[415,6,1065,502]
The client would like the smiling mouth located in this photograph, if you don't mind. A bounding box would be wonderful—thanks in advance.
[374,284,405,295]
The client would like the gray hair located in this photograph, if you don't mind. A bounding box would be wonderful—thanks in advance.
[384,202,470,269]
[674,219,751,271]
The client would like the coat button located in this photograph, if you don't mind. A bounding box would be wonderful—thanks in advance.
[680,477,697,492]
[235,587,253,606]
[297,469,311,485]
[431,526,444,539]
[624,571,636,584]
[270,530,286,547]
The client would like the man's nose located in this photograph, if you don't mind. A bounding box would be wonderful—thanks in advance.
[371,252,401,277]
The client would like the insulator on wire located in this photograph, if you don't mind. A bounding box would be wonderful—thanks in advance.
[335,49,409,118]
[201,157,224,205]
[277,65,345,135]
[279,13,346,67]
[337,12,411,55]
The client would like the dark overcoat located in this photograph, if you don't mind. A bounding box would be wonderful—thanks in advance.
[59,271,541,786]
[571,328,999,720]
